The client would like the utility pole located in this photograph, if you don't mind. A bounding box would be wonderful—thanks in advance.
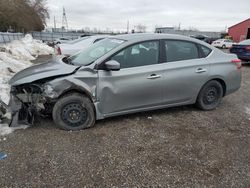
[127,20,130,33]
[54,16,56,30]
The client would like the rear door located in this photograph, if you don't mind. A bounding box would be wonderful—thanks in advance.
[97,40,164,115]
[161,40,211,105]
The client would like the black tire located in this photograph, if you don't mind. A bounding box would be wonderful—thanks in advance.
[196,80,223,111]
[52,93,95,131]
[222,45,226,49]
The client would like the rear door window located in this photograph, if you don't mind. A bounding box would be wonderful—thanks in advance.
[164,40,199,62]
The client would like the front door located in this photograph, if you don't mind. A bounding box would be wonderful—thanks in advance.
[97,40,164,115]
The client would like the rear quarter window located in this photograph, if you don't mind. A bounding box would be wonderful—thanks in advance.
[200,45,212,58]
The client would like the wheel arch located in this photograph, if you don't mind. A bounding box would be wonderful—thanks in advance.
[212,78,226,97]
[56,89,97,119]
[58,88,93,101]
[197,78,227,99]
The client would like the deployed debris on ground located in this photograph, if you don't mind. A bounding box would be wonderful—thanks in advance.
[0,151,7,160]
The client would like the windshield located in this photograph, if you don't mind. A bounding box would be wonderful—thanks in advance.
[239,39,250,45]
[69,38,125,66]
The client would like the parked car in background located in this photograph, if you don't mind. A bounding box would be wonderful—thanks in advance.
[230,39,250,62]
[191,34,209,41]
[54,37,72,44]
[3,34,242,131]
[204,37,220,44]
[212,39,234,49]
[55,35,108,56]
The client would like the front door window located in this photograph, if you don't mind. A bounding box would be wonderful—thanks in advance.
[111,41,159,69]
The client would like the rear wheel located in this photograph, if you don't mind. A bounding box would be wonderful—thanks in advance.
[52,93,95,131]
[196,80,223,111]
[222,44,226,49]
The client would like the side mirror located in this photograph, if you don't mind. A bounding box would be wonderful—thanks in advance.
[105,60,120,71]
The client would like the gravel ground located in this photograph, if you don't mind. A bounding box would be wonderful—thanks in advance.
[0,56,250,187]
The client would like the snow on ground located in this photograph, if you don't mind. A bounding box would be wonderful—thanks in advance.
[0,34,53,136]
[0,123,29,136]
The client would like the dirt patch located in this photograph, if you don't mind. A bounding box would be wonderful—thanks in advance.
[0,65,250,187]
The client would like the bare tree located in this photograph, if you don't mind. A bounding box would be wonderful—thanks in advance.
[0,0,49,32]
[134,24,147,33]
[29,0,49,25]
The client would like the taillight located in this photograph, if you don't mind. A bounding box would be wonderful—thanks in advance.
[245,46,250,51]
[231,59,242,69]
[56,47,62,55]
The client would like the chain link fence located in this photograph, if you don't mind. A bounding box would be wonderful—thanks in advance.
[30,31,89,42]
[0,32,25,44]
[0,31,88,44]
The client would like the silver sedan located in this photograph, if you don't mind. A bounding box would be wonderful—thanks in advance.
[5,34,242,130]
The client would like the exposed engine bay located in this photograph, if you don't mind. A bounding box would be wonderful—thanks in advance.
[1,83,56,127]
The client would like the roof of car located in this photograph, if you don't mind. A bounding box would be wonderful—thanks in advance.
[109,33,193,42]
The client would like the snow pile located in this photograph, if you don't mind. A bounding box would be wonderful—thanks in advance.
[0,53,32,104]
[0,123,14,136]
[21,34,53,57]
[0,123,29,136]
[0,34,53,136]
[4,40,36,61]
[4,34,53,61]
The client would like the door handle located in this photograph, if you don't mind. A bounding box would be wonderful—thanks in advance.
[147,74,162,79]
[196,68,207,73]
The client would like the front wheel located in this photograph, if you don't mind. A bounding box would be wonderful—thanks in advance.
[196,80,223,111]
[52,93,95,131]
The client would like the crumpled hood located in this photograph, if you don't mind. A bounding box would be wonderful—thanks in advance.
[9,56,80,86]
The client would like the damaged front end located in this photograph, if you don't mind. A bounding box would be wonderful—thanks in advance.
[0,53,99,128]
[0,55,83,127]
[0,83,56,127]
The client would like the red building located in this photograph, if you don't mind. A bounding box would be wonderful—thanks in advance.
[228,18,250,43]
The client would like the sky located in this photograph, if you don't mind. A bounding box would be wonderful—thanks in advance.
[47,0,250,32]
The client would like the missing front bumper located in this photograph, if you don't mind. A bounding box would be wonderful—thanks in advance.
[0,95,34,127]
